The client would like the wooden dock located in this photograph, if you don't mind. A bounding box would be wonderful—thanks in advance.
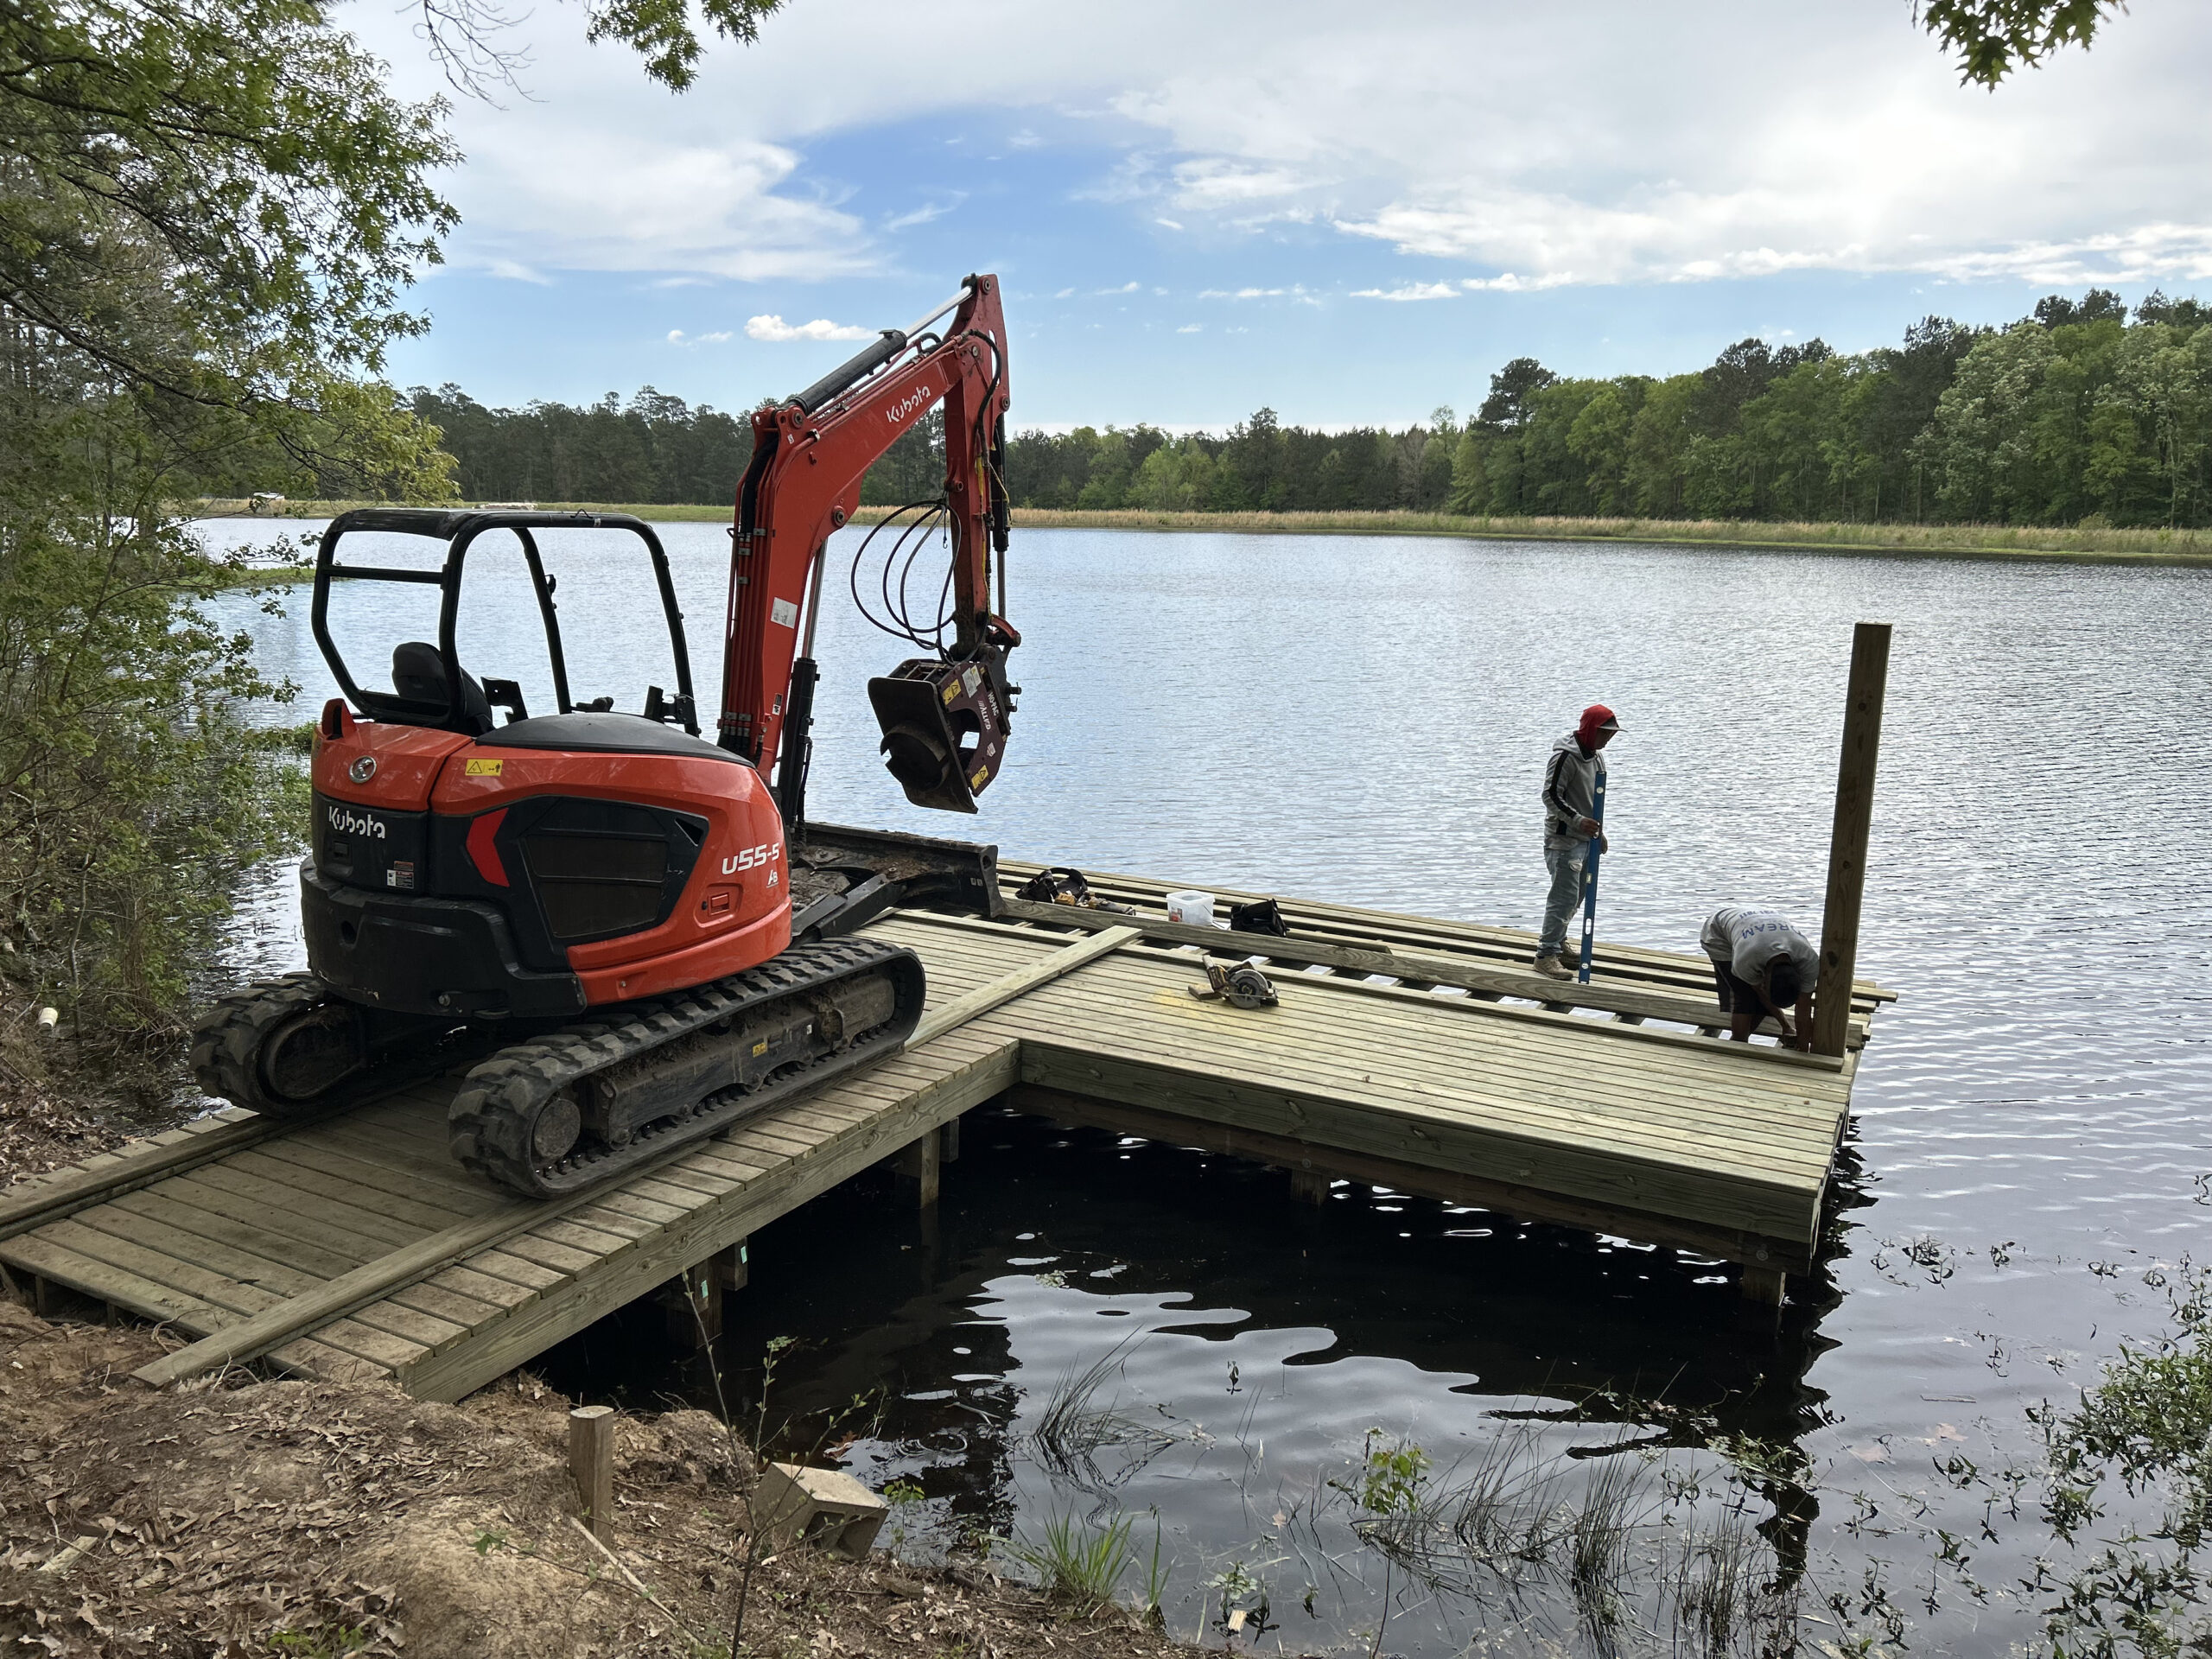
[0,866,1891,1400]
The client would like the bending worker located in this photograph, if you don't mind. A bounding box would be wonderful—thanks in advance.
[1700,906,1818,1048]
[1535,703,1620,979]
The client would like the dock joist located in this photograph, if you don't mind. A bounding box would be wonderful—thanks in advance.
[0,869,1889,1395]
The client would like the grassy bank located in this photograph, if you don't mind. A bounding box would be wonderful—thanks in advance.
[188,499,2212,567]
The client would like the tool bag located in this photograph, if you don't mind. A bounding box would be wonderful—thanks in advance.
[1014,867,1135,913]
[1228,898,1291,937]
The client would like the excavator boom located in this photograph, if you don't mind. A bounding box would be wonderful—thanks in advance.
[719,275,1017,818]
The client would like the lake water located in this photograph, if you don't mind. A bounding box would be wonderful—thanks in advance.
[200,518,2212,1655]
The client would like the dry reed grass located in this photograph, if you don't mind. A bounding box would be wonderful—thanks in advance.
[190,498,2212,565]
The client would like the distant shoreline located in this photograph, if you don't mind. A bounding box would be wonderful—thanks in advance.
[188,500,2212,569]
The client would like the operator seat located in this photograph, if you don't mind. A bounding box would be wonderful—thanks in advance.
[391,641,495,734]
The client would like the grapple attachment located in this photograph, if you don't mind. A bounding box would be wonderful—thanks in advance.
[868,654,1009,813]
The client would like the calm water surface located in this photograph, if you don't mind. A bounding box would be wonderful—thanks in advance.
[201,519,2212,1654]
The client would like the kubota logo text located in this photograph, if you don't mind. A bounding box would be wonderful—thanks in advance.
[886,389,931,427]
[327,804,387,839]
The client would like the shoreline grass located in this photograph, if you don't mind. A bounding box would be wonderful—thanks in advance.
[186,499,2212,568]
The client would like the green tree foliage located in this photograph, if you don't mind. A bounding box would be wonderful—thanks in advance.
[410,0,781,92]
[999,299,2202,527]
[3,0,458,1064]
[1916,0,2124,86]
[410,385,751,504]
[418,291,2212,532]
[4,0,454,397]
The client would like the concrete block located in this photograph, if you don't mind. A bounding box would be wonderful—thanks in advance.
[754,1461,888,1559]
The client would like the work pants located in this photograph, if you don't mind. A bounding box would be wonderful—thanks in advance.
[1539,837,1584,958]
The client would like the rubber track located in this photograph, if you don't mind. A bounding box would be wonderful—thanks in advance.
[447,936,923,1198]
[188,974,329,1117]
[187,973,464,1120]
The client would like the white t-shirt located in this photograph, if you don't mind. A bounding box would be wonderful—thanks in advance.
[1700,906,1819,989]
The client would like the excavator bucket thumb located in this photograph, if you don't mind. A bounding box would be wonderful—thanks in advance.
[868,657,1008,814]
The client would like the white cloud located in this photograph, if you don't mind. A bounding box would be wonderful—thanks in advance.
[1052,3,2208,291]
[1164,157,1308,209]
[1096,281,1141,295]
[1053,287,1077,298]
[1461,272,1577,293]
[442,128,871,282]
[348,0,2212,298]
[482,257,552,285]
[1351,282,1459,302]
[1912,223,2212,286]
[745,315,874,342]
[667,328,734,345]
[1198,286,1285,299]
[1154,217,1185,231]
[885,195,965,232]
[1176,323,1202,333]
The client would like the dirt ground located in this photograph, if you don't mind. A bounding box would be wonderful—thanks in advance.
[0,1300,1202,1658]
[0,1065,151,1185]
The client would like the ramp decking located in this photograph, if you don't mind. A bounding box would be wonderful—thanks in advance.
[0,868,1890,1398]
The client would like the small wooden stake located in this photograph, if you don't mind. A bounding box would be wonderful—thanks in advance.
[1815,621,1891,1057]
[569,1405,616,1540]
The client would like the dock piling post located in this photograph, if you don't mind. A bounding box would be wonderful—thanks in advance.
[662,1262,721,1347]
[1738,1264,1787,1306]
[1814,621,1891,1058]
[895,1128,941,1209]
[939,1114,962,1164]
[569,1405,617,1540]
[711,1238,749,1293]
[1288,1168,1331,1205]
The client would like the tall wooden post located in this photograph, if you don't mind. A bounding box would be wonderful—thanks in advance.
[1813,622,1891,1057]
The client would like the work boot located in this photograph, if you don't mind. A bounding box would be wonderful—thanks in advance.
[1532,954,1573,980]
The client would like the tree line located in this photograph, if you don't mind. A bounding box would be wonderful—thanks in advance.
[413,288,2212,530]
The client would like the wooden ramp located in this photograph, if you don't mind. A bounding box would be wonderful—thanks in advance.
[0,871,1890,1399]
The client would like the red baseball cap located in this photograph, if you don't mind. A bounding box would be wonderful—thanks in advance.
[1577,703,1621,742]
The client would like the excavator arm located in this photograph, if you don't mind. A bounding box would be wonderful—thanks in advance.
[719,274,1018,822]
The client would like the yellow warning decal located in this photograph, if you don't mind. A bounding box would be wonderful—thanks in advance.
[751,1039,769,1057]
[970,767,989,791]
[940,679,959,705]
[465,758,503,776]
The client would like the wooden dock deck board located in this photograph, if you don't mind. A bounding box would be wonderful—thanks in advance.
[1,875,1888,1399]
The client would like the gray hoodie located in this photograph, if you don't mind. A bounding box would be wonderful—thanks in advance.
[1541,733,1605,845]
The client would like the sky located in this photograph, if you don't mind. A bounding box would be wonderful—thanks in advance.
[348,0,2212,430]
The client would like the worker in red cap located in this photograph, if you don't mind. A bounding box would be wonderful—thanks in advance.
[1535,702,1620,978]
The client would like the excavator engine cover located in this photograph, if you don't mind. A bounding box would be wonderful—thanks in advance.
[868,656,1007,813]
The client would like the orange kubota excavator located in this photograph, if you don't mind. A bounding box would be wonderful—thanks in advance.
[192,275,1021,1198]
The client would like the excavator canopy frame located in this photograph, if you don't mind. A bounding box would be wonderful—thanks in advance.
[310,508,700,738]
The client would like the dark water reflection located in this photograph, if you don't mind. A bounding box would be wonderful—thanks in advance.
[200,521,2212,1654]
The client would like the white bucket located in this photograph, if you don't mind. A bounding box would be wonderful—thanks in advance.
[1165,890,1216,928]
